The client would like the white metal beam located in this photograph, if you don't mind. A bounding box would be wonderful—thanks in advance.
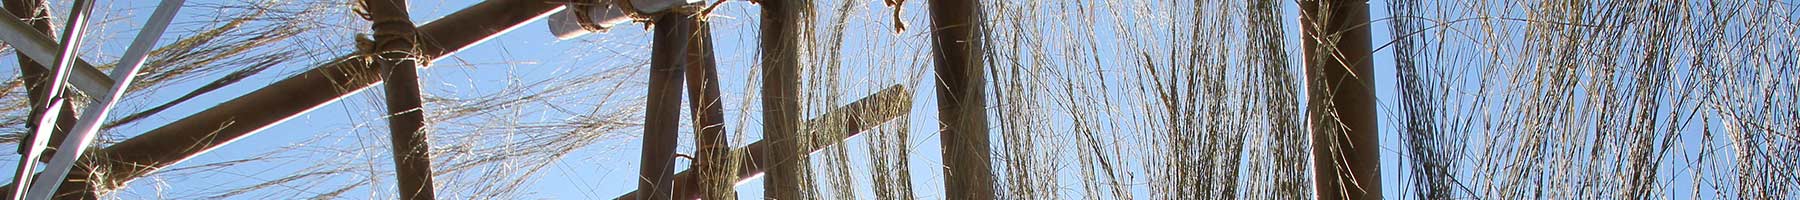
[22,0,185,198]
[0,6,114,96]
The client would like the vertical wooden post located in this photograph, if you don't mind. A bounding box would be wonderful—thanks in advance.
[1301,0,1380,199]
[677,13,733,200]
[366,0,437,199]
[925,0,996,199]
[641,12,694,200]
[760,0,811,198]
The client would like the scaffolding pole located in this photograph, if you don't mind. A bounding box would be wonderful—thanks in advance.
[616,85,914,200]
[2,0,71,198]
[0,9,114,96]
[925,0,996,198]
[1302,0,1380,199]
[7,0,565,193]
[18,0,187,197]
[16,0,97,198]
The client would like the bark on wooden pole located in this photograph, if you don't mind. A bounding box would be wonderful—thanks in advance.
[364,0,437,199]
[10,0,562,193]
[925,0,996,199]
[1301,0,1380,199]
[759,0,811,198]
[676,15,733,200]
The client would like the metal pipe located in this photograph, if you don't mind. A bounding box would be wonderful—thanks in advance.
[22,0,564,193]
[639,12,696,200]
[20,0,188,198]
[924,0,995,198]
[676,16,731,200]
[0,8,116,96]
[617,85,914,200]
[758,0,810,198]
[2,0,65,198]
[1301,0,1380,199]
[364,0,437,199]
[17,0,97,198]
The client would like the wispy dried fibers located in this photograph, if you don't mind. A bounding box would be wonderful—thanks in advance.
[1388,0,1798,199]
[982,0,1308,198]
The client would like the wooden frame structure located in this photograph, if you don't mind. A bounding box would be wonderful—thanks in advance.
[0,0,1381,199]
[0,0,926,199]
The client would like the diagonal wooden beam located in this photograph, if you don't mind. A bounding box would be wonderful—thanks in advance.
[677,14,732,200]
[617,84,914,200]
[364,0,437,199]
[20,0,565,193]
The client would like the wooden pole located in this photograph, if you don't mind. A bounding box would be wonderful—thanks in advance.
[4,0,563,193]
[1301,0,1380,199]
[759,0,811,198]
[925,0,995,199]
[640,12,696,200]
[618,85,913,200]
[364,0,437,199]
[676,15,734,200]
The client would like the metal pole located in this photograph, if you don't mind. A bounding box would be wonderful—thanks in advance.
[17,0,99,198]
[0,9,117,96]
[639,12,694,200]
[20,0,188,197]
[924,0,995,198]
[364,0,438,199]
[758,0,810,198]
[1302,0,1380,199]
[2,0,71,198]
[9,0,564,193]
[677,16,732,200]
[617,85,913,200]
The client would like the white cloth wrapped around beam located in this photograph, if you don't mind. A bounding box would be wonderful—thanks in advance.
[548,0,701,40]
[548,1,631,39]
